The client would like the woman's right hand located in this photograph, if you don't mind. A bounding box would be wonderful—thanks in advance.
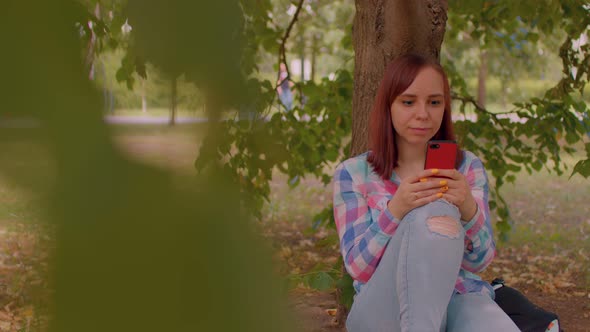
[387,169,447,220]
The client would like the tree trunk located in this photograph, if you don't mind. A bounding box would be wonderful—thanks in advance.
[85,3,102,80]
[335,0,448,326]
[350,0,448,156]
[169,77,177,126]
[477,49,487,109]
[311,34,318,82]
[299,34,306,82]
[141,78,147,113]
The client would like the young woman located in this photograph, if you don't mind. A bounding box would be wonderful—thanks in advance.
[333,54,519,332]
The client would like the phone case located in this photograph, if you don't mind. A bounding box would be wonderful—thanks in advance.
[424,140,457,170]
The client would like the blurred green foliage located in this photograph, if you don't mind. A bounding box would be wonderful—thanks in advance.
[1,1,294,331]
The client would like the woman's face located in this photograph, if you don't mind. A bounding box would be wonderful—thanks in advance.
[390,66,445,146]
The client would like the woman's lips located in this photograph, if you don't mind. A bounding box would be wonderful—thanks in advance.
[409,127,430,134]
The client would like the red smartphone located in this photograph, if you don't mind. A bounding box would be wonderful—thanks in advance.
[424,140,458,171]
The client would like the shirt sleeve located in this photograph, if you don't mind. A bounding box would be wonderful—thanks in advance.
[332,162,400,283]
[460,156,496,273]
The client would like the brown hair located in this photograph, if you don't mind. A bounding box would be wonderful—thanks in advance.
[367,54,462,179]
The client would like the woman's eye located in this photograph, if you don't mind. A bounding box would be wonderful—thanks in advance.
[402,100,413,106]
[430,100,442,105]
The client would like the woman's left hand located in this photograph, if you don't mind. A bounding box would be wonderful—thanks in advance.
[430,169,478,221]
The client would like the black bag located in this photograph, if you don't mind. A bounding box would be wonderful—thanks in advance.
[491,278,562,332]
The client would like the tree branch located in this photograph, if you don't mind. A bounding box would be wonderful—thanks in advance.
[451,92,517,140]
[278,0,305,80]
[450,92,519,116]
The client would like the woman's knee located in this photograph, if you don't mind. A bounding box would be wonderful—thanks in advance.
[426,215,463,239]
[403,200,463,239]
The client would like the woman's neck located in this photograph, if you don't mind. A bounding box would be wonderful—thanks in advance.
[396,139,427,171]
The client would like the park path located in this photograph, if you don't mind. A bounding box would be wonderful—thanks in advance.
[104,115,207,124]
[0,116,208,128]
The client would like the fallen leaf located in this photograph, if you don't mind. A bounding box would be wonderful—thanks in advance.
[298,239,313,248]
[553,280,575,288]
[325,309,337,316]
[305,251,320,262]
[279,246,292,259]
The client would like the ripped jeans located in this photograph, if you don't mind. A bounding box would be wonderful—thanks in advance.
[346,200,519,332]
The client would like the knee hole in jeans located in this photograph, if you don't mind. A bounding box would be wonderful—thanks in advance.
[426,216,461,239]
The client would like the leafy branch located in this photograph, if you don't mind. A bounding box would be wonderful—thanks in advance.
[448,29,590,238]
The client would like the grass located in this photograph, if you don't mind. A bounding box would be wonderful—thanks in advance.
[496,164,590,288]
[2,123,588,241]
[0,123,207,224]
[110,123,207,174]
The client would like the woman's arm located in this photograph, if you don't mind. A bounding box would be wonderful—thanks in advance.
[332,162,400,283]
[460,156,496,273]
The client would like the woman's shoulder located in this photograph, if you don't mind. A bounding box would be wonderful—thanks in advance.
[461,150,480,163]
[459,150,486,171]
[334,152,373,177]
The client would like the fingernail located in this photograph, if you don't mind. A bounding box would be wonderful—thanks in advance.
[420,178,427,182]
[439,180,447,186]
[431,169,439,174]
[436,193,443,198]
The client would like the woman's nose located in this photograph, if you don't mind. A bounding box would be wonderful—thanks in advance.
[415,103,429,118]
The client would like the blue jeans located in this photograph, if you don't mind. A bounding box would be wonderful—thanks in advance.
[345,200,519,332]
[279,91,293,111]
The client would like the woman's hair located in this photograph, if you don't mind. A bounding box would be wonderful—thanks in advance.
[367,54,462,180]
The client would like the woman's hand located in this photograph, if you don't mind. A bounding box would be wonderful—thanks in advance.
[387,169,449,220]
[434,169,478,221]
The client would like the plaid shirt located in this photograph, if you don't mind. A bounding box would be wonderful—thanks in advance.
[333,151,496,297]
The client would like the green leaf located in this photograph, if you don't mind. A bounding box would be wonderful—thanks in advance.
[335,273,354,309]
[308,272,334,291]
[115,67,128,83]
[571,160,590,178]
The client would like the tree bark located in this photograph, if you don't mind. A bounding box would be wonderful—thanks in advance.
[335,0,448,326]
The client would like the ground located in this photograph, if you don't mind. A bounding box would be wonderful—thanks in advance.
[264,215,590,331]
